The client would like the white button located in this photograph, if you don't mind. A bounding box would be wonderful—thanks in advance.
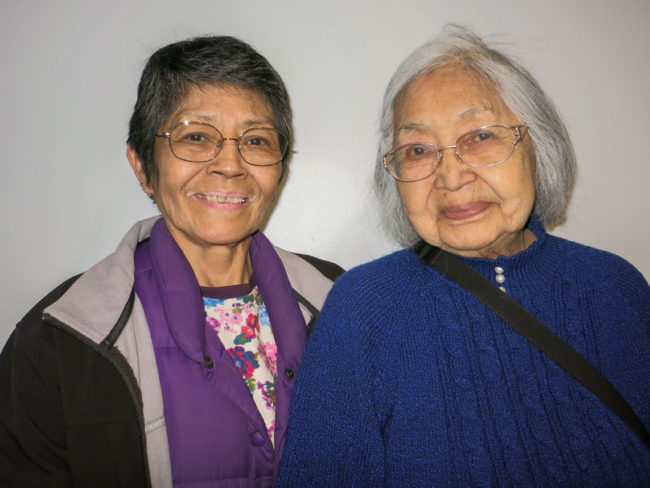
[495,274,506,284]
[499,286,506,292]
[495,266,504,274]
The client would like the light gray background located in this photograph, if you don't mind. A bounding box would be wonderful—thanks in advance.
[2,0,649,344]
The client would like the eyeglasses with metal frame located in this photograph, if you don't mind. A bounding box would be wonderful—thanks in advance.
[383,124,528,182]
[156,121,289,167]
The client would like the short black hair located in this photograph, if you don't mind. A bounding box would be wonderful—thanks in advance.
[127,35,293,184]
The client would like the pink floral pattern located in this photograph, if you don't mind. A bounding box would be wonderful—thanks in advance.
[227,346,258,378]
[204,286,277,444]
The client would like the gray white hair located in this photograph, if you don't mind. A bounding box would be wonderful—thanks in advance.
[374,25,576,246]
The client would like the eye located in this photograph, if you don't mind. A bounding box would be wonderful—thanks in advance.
[185,132,210,143]
[243,136,269,147]
[473,130,492,143]
[241,129,281,151]
[403,144,435,160]
[170,122,220,146]
[174,130,215,145]
[457,125,514,165]
[459,127,504,151]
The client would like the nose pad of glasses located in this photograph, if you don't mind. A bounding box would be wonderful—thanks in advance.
[437,144,462,166]
[214,138,243,160]
[207,140,248,174]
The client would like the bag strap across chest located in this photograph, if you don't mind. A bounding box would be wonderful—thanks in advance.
[417,242,650,450]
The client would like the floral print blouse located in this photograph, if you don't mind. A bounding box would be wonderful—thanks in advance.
[203,282,278,444]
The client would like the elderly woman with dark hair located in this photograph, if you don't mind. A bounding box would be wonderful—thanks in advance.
[0,36,342,487]
[277,26,650,486]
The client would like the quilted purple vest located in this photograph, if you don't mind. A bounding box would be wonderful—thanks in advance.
[134,219,307,487]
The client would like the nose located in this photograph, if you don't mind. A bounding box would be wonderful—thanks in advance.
[205,138,246,178]
[432,145,476,191]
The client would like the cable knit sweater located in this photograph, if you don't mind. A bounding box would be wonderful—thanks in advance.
[277,218,650,487]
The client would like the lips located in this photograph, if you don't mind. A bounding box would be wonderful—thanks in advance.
[439,201,491,220]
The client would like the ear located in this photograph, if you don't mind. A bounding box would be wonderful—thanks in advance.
[126,145,154,194]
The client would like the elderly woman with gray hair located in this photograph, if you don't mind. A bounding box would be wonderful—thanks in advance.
[277,26,650,486]
[0,36,342,487]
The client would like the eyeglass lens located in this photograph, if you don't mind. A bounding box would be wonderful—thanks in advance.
[168,123,286,165]
[387,125,518,181]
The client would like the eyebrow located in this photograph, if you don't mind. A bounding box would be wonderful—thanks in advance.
[395,123,427,133]
[240,117,275,127]
[456,103,494,120]
[395,102,496,134]
[176,114,275,127]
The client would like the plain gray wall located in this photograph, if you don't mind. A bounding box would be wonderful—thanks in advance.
[1,0,649,344]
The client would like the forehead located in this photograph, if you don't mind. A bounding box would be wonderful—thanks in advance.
[394,65,514,127]
[166,82,274,125]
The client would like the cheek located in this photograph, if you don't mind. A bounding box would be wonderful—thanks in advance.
[254,168,282,197]
[513,161,536,209]
[491,171,536,226]
[151,173,177,204]
[513,144,536,202]
[151,165,196,210]
[484,154,535,199]
[397,183,441,243]
[398,181,437,217]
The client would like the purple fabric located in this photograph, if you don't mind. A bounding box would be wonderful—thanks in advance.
[134,218,307,487]
[200,279,255,299]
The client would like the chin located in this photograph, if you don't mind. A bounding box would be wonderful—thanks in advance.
[208,233,252,247]
[439,234,496,257]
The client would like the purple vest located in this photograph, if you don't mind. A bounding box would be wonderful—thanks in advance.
[134,219,307,487]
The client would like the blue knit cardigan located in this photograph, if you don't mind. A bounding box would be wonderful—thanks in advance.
[277,218,650,487]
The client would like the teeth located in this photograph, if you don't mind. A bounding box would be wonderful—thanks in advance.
[198,194,247,203]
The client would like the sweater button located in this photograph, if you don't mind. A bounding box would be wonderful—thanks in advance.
[494,266,506,289]
[285,368,295,379]
[202,355,214,369]
[251,432,266,446]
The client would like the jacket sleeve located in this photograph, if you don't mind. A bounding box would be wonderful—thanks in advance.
[1,274,150,488]
[0,320,73,487]
[0,276,84,487]
[276,277,386,487]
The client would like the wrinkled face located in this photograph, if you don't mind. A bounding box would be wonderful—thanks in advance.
[129,84,282,256]
[394,66,537,258]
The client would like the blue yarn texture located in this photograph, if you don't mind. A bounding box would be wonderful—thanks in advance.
[277,217,650,487]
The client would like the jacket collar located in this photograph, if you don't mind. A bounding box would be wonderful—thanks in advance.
[44,216,159,344]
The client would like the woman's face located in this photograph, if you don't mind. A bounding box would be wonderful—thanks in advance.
[129,84,282,258]
[394,65,537,258]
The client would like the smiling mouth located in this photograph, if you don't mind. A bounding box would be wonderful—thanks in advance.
[195,194,247,204]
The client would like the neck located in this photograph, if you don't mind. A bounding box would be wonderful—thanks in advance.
[169,231,254,287]
[455,228,537,259]
[189,245,252,287]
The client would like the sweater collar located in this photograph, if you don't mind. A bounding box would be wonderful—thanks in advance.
[457,214,546,264]
[452,214,556,294]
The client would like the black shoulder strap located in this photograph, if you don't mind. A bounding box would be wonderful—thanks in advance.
[417,243,650,450]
